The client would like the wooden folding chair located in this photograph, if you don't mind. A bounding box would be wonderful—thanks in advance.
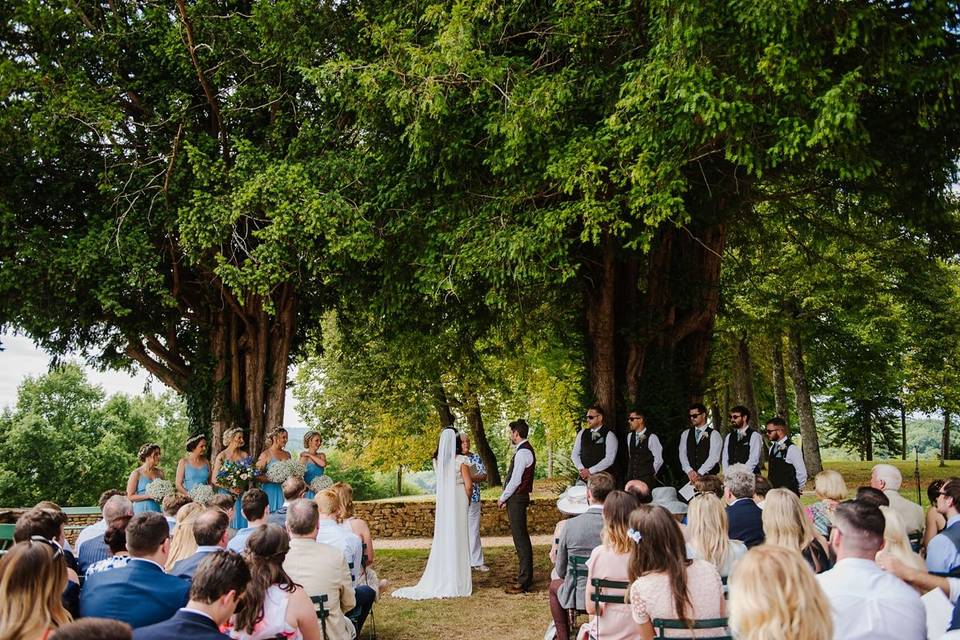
[310,594,330,640]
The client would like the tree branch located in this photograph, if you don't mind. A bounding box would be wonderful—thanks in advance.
[125,340,189,392]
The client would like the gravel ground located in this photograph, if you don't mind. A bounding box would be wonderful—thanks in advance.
[376,533,553,549]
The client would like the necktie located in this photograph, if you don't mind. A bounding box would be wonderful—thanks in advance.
[632,432,638,449]
[696,428,703,444]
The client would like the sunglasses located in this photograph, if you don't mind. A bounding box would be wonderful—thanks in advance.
[585,414,599,420]
[688,413,702,419]
[628,416,642,422]
[30,535,63,560]
[764,429,779,435]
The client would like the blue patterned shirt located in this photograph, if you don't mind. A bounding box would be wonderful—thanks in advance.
[466,452,485,503]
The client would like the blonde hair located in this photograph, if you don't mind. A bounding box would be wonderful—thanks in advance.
[600,491,636,554]
[814,470,847,502]
[303,430,321,450]
[762,489,816,551]
[222,428,243,448]
[687,493,731,570]
[266,427,287,447]
[165,502,204,570]
[728,545,833,640]
[0,540,71,640]
[315,489,342,519]
[331,482,355,519]
[878,506,926,571]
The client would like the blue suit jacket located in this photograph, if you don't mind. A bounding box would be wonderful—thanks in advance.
[80,558,190,628]
[133,609,229,640]
[727,498,764,548]
[170,548,218,580]
[77,536,111,575]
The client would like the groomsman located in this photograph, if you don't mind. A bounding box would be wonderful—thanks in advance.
[764,417,806,495]
[499,419,536,594]
[571,404,618,482]
[623,410,662,488]
[679,403,722,483]
[721,405,762,473]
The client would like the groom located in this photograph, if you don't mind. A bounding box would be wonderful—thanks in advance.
[498,418,536,594]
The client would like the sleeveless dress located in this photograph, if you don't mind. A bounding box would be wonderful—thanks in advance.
[183,461,210,492]
[227,584,303,640]
[133,473,162,514]
[218,454,249,529]
[303,459,324,499]
[262,456,285,513]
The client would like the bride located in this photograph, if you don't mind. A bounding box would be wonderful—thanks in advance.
[393,427,473,599]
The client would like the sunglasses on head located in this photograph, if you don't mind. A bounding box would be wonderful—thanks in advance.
[29,535,63,560]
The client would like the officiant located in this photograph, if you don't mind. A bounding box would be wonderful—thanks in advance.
[571,404,618,485]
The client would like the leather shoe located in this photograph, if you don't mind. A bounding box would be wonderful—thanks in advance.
[504,584,528,594]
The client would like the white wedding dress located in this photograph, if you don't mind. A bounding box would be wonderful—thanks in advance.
[392,428,473,599]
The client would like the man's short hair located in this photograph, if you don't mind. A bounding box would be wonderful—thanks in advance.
[941,477,960,511]
[193,509,230,546]
[765,416,788,430]
[855,486,890,507]
[162,494,193,517]
[689,402,707,415]
[241,488,269,521]
[98,489,125,511]
[624,480,652,504]
[754,475,771,498]
[189,550,251,604]
[14,507,62,542]
[871,463,903,491]
[587,404,604,417]
[509,419,529,439]
[49,618,133,640]
[282,476,307,501]
[316,489,341,516]
[730,405,750,420]
[834,500,885,550]
[587,472,615,504]
[102,495,133,522]
[208,494,236,513]
[723,464,756,499]
[125,511,170,556]
[286,499,320,535]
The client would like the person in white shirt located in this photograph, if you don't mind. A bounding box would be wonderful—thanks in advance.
[871,464,925,537]
[226,488,271,554]
[623,410,663,488]
[927,477,960,574]
[721,406,762,473]
[75,489,125,552]
[679,403,723,482]
[817,499,926,640]
[571,405,617,482]
[764,417,807,495]
[499,419,536,594]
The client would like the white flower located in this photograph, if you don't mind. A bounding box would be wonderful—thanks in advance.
[145,479,175,502]
[266,459,306,483]
[310,475,333,493]
[188,484,215,505]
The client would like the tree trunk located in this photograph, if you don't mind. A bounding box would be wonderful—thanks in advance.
[787,323,823,477]
[732,336,759,429]
[464,387,502,486]
[771,331,789,425]
[942,412,951,467]
[901,402,907,460]
[585,231,617,425]
[862,404,873,461]
[433,383,456,428]
[397,465,403,496]
[711,401,723,434]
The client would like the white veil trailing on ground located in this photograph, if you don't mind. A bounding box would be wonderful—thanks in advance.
[392,427,472,599]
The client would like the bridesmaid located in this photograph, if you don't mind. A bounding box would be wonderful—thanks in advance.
[300,430,327,499]
[212,427,250,529]
[256,427,291,513]
[127,443,164,514]
[176,434,211,496]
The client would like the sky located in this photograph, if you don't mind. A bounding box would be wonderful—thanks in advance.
[0,331,306,428]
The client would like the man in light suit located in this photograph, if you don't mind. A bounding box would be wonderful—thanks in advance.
[134,550,250,640]
[80,511,190,628]
[548,471,614,640]
[170,509,229,579]
[724,464,764,548]
[283,499,357,640]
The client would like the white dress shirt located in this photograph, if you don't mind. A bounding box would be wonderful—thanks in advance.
[721,426,762,471]
[627,429,663,473]
[499,439,534,503]
[816,557,926,640]
[770,437,807,488]
[927,515,960,574]
[678,427,723,475]
[317,519,364,582]
[571,427,618,474]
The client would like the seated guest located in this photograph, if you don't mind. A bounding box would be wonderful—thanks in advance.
[165,502,204,571]
[315,490,364,582]
[51,618,133,640]
[724,464,764,548]
[74,489,125,556]
[728,544,833,640]
[628,505,724,637]
[550,471,614,640]
[78,496,134,574]
[85,515,133,578]
[687,493,747,578]
[15,507,81,615]
[576,491,638,640]
[693,474,724,499]
[807,469,846,537]
[549,519,568,580]
[162,494,193,535]
[0,538,72,639]
[924,479,947,553]
[927,476,960,574]
[763,488,832,573]
[170,509,230,579]
[207,494,239,540]
[876,506,926,590]
[268,476,306,528]
[227,489,271,554]
[134,551,250,640]
[855,486,890,507]
[332,482,385,596]
[226,524,321,640]
[753,475,771,509]
[624,479,652,504]
[282,499,359,640]
[817,500,925,639]
[80,511,190,629]
[871,463,924,537]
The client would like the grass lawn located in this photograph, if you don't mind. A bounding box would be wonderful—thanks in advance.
[374,545,553,640]
[820,459,960,505]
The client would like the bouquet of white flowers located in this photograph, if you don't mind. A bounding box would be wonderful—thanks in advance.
[145,479,175,503]
[266,459,305,484]
[310,475,333,494]
[188,483,215,505]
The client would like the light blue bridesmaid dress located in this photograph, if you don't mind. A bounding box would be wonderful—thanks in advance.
[217,487,248,529]
[303,459,325,500]
[183,461,210,492]
[261,456,285,513]
[133,473,162,513]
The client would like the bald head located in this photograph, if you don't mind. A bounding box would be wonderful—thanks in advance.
[287,499,319,537]
[103,495,134,522]
[625,480,652,504]
[193,509,230,547]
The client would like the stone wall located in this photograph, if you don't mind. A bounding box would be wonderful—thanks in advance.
[355,498,562,538]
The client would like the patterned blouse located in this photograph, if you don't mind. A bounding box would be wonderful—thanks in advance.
[84,554,131,579]
[466,452,485,503]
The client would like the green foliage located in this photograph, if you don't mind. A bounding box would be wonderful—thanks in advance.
[0,365,188,506]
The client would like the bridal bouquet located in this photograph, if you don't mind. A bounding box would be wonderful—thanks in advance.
[145,479,175,502]
[266,459,305,484]
[218,457,255,491]
[188,483,215,505]
[310,475,333,494]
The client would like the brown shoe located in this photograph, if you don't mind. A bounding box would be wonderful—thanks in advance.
[504,584,527,594]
